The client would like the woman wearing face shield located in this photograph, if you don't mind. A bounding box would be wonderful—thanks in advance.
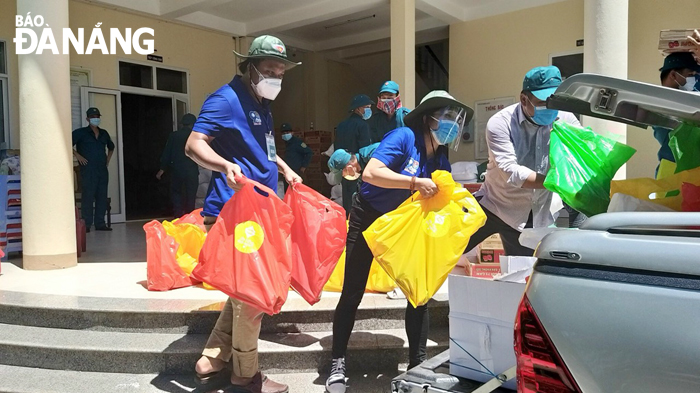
[325,91,473,393]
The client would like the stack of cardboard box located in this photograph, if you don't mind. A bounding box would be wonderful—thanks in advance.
[658,29,699,56]
[470,234,505,278]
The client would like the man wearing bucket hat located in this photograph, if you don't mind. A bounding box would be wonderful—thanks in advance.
[368,80,411,143]
[334,94,373,214]
[462,66,580,261]
[186,35,301,393]
[653,52,700,167]
[326,91,473,393]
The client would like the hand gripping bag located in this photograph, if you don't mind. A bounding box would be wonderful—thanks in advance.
[363,170,487,307]
[284,183,346,305]
[144,220,196,291]
[544,121,636,216]
[192,178,294,315]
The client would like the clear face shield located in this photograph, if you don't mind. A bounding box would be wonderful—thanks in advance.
[429,106,467,152]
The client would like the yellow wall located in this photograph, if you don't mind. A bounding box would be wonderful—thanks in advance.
[0,0,236,148]
[626,0,700,179]
[449,0,584,164]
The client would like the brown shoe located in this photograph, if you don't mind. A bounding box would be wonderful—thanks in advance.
[225,372,289,393]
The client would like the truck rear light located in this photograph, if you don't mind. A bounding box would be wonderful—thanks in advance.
[514,295,581,393]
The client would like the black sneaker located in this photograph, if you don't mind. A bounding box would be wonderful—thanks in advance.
[325,357,347,393]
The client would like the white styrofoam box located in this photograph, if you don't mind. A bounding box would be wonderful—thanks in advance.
[499,256,537,276]
[448,271,526,390]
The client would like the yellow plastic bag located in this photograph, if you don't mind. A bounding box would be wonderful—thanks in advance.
[363,170,487,307]
[656,159,677,180]
[162,219,216,290]
[323,222,396,293]
[611,166,700,211]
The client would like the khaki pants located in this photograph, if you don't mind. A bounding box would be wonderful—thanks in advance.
[202,216,264,378]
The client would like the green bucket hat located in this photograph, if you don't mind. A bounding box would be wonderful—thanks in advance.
[233,35,301,69]
[404,90,474,129]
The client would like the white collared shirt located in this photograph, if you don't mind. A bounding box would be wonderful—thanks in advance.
[475,103,580,231]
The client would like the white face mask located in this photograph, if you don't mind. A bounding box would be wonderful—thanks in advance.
[676,73,698,92]
[251,64,282,100]
[89,118,101,127]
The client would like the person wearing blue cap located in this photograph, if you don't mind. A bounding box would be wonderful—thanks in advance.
[334,94,373,214]
[186,35,300,393]
[326,90,473,393]
[368,81,411,143]
[156,113,200,218]
[279,122,313,192]
[72,107,115,232]
[653,52,700,168]
[461,66,580,261]
[327,142,379,188]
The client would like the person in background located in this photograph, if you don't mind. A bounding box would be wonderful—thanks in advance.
[72,107,115,232]
[368,81,411,143]
[462,66,581,260]
[280,122,313,192]
[654,52,700,169]
[334,94,373,214]
[326,91,473,393]
[185,35,301,393]
[157,113,200,218]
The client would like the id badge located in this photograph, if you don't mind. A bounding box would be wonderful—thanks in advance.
[266,132,277,162]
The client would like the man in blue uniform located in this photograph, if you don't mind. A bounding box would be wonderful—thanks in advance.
[156,113,200,218]
[334,94,373,214]
[185,35,301,393]
[72,107,115,232]
[367,81,411,143]
[280,122,313,192]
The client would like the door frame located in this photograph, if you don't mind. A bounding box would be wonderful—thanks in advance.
[80,86,126,224]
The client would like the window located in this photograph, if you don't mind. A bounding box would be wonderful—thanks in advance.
[156,67,187,93]
[0,41,6,75]
[119,61,153,89]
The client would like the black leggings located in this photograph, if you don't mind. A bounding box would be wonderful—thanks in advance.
[331,194,429,368]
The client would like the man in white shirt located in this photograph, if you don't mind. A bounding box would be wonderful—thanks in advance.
[465,66,580,257]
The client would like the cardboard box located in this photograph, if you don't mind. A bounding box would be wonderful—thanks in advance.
[448,271,526,390]
[658,29,699,55]
[469,262,501,278]
[478,234,505,263]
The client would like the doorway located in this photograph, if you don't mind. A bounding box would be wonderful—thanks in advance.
[121,93,174,220]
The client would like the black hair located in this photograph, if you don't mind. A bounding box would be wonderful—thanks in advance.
[238,58,262,75]
[661,67,689,83]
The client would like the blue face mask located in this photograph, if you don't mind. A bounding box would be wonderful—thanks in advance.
[89,118,101,127]
[526,97,558,125]
[281,133,292,141]
[362,107,372,120]
[430,118,460,145]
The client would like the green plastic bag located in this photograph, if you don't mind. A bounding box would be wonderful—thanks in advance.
[669,122,700,173]
[544,121,636,216]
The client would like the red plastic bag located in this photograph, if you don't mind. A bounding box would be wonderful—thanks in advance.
[144,220,196,291]
[284,183,346,305]
[681,182,700,212]
[176,208,206,231]
[192,179,294,315]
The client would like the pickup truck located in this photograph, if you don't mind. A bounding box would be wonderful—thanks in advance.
[392,74,700,393]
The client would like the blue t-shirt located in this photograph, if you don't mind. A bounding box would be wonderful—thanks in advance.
[360,127,451,213]
[193,75,277,217]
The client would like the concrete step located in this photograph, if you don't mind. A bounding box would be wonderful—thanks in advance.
[0,322,448,374]
[0,291,448,334]
[0,364,400,393]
